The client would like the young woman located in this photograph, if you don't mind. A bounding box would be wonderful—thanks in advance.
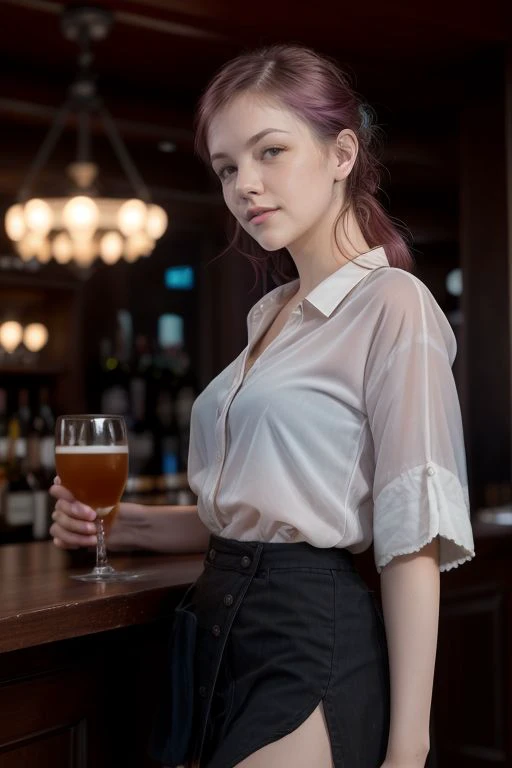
[50,44,475,768]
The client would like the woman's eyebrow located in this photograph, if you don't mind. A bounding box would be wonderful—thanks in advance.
[210,128,290,162]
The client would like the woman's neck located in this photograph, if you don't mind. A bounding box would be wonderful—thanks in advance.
[288,205,370,298]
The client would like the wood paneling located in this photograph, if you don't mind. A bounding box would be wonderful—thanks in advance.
[459,50,511,506]
[0,624,172,767]
[0,543,204,766]
[436,589,508,765]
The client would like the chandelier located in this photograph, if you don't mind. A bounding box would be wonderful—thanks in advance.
[4,6,168,268]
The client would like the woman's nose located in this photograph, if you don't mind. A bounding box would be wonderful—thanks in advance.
[235,163,263,197]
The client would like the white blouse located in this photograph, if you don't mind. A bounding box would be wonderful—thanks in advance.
[188,247,475,573]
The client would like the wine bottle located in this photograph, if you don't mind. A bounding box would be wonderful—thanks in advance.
[156,389,180,476]
[26,430,50,540]
[16,388,32,439]
[3,414,34,541]
[34,387,56,482]
[129,377,154,477]
[100,314,131,420]
[27,393,53,540]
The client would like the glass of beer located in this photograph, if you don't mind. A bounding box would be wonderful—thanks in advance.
[55,414,135,582]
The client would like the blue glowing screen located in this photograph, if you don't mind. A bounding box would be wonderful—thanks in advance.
[165,266,195,290]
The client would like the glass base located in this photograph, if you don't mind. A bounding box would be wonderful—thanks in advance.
[71,565,139,582]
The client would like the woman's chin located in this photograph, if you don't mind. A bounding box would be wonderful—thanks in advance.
[253,233,291,252]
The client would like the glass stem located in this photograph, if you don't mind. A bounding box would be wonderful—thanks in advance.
[95,518,109,570]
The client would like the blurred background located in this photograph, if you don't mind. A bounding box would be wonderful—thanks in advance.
[0,0,510,765]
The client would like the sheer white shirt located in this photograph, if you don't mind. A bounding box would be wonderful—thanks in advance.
[188,247,475,572]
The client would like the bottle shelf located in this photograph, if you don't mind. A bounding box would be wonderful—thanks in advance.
[0,365,67,377]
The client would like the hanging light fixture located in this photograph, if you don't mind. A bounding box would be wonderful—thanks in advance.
[0,321,24,354]
[23,323,50,353]
[4,6,168,268]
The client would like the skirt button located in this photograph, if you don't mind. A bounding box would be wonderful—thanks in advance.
[209,548,216,561]
[223,593,234,607]
[241,555,251,568]
[199,686,207,698]
[212,624,221,637]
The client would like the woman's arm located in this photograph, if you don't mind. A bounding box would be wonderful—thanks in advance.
[49,480,210,553]
[107,503,211,553]
[379,537,440,767]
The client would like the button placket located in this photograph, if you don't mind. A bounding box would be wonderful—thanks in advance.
[194,543,264,764]
[207,383,238,526]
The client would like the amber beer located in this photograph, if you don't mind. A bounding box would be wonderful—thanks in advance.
[55,445,129,519]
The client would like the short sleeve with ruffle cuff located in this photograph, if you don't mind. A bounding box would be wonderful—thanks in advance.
[373,462,475,574]
[363,269,475,574]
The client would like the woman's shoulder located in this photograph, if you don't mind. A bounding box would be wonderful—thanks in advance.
[360,266,442,319]
[364,265,432,299]
[359,266,456,353]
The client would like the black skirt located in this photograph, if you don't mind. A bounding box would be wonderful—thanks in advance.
[149,535,390,768]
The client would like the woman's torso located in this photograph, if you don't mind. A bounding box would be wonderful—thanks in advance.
[187,247,472,571]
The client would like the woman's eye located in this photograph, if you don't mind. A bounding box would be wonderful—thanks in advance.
[263,147,284,158]
[218,165,236,181]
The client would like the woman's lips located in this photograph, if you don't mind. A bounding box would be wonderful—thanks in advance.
[250,209,278,225]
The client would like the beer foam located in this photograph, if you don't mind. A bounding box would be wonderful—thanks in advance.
[55,445,129,454]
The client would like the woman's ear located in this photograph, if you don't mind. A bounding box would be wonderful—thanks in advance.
[334,129,358,182]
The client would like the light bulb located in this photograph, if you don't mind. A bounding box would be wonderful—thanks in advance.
[146,205,168,240]
[124,232,154,262]
[5,204,26,241]
[0,321,23,353]
[17,232,45,262]
[99,231,123,264]
[23,323,49,352]
[117,199,147,236]
[34,237,51,263]
[24,198,53,235]
[52,232,73,264]
[63,196,99,235]
[72,237,96,267]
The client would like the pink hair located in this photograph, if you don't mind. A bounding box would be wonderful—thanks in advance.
[194,44,413,283]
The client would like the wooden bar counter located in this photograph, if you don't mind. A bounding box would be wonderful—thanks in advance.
[2,526,510,768]
[0,542,204,767]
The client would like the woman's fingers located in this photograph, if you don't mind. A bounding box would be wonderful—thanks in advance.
[49,482,76,503]
[52,498,96,521]
[49,523,97,549]
[50,498,98,549]
[64,500,96,521]
[52,506,96,532]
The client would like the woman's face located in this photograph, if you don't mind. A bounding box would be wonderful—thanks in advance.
[207,94,345,254]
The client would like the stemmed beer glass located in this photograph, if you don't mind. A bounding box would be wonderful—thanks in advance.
[55,415,136,582]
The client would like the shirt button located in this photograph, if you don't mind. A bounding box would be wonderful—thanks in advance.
[426,464,436,476]
[241,555,251,568]
[209,548,216,561]
[212,624,221,637]
[223,593,234,607]
[199,686,207,698]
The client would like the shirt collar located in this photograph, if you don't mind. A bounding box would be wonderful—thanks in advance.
[249,246,390,328]
[304,246,389,317]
